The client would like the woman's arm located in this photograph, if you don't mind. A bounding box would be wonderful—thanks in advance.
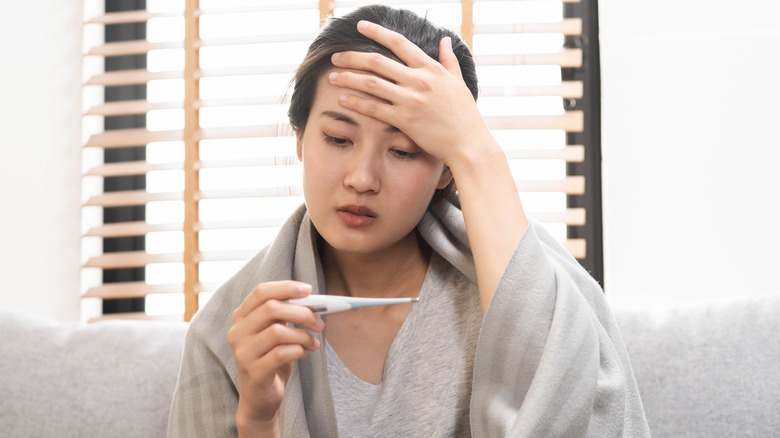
[328,21,528,312]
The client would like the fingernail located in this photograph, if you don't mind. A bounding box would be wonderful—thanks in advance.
[444,36,452,49]
[329,71,338,82]
[357,20,369,31]
[298,283,312,295]
[331,52,341,62]
[312,338,321,351]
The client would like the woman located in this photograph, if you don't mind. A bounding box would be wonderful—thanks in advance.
[168,5,650,437]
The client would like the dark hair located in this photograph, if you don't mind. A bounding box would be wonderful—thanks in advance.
[288,5,477,203]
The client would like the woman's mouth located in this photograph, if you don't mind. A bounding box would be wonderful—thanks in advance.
[337,205,377,227]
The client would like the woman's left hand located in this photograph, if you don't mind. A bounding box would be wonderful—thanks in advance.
[328,20,495,166]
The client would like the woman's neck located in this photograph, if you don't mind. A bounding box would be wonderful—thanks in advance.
[319,232,431,299]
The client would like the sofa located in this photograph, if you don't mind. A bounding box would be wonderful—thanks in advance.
[1,294,778,437]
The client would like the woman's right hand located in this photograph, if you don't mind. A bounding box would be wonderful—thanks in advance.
[227,281,324,437]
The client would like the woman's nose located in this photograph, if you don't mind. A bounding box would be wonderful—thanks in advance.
[344,148,381,193]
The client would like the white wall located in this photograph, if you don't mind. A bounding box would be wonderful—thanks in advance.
[0,1,82,320]
[600,1,780,306]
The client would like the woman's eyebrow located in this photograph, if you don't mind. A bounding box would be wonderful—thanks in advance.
[321,110,357,126]
[320,110,400,133]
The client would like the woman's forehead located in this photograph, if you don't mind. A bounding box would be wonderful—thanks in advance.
[309,70,394,127]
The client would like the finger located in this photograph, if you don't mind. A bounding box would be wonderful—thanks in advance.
[328,69,402,105]
[257,344,309,377]
[232,323,320,369]
[356,20,430,68]
[242,344,307,389]
[331,51,409,84]
[438,37,463,80]
[233,298,325,341]
[337,92,398,128]
[233,281,312,320]
[260,324,321,355]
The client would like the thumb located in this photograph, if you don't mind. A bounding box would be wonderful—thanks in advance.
[438,36,463,79]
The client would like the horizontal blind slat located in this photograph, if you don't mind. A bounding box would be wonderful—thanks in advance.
[85,69,182,86]
[516,176,585,195]
[83,156,299,178]
[201,32,317,47]
[83,188,305,208]
[84,251,261,270]
[90,251,270,267]
[84,10,181,25]
[83,251,182,269]
[200,65,298,78]
[84,161,183,177]
[480,81,583,98]
[472,0,581,3]
[85,128,182,148]
[476,49,583,68]
[85,32,317,56]
[473,19,582,36]
[199,218,289,230]
[84,221,182,238]
[83,281,222,299]
[200,187,304,199]
[85,2,322,27]
[87,312,184,322]
[528,208,586,226]
[87,31,319,58]
[199,126,293,140]
[85,100,182,116]
[84,96,291,117]
[84,218,292,239]
[199,250,259,262]
[566,239,586,259]
[504,145,584,162]
[200,95,290,107]
[83,190,182,207]
[201,2,319,14]
[83,282,183,298]
[335,0,459,7]
[86,40,182,57]
[485,111,584,131]
[200,157,299,168]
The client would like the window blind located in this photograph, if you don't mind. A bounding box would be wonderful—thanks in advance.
[81,0,596,322]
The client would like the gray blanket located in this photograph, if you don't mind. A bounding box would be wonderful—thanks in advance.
[167,200,650,437]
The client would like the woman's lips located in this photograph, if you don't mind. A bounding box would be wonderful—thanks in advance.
[337,205,377,227]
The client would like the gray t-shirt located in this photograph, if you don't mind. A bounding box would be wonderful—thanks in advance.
[326,252,482,437]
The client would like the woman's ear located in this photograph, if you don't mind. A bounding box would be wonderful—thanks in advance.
[296,131,304,161]
[437,166,453,189]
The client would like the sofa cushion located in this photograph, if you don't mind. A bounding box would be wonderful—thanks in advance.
[0,309,188,438]
[614,294,780,438]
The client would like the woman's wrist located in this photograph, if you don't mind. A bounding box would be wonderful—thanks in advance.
[445,132,505,183]
[236,409,280,438]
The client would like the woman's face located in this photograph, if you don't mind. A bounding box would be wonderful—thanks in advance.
[297,71,452,257]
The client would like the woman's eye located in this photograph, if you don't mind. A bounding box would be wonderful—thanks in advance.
[323,134,349,146]
[392,149,420,159]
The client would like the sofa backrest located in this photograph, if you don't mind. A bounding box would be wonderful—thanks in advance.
[0,310,188,438]
[2,294,779,437]
[614,294,780,438]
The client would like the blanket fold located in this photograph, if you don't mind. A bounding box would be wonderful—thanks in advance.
[167,200,650,437]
